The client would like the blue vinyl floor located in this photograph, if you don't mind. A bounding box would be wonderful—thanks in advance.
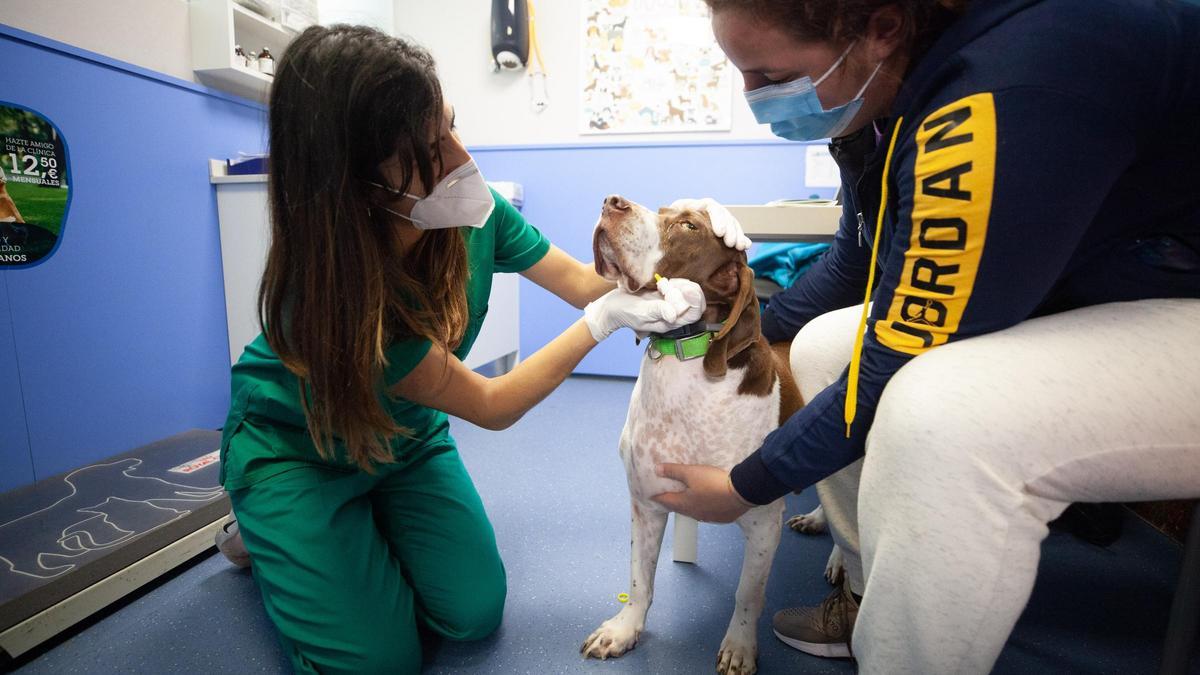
[12,376,1196,674]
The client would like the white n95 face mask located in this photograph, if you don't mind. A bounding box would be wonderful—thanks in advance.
[368,159,495,230]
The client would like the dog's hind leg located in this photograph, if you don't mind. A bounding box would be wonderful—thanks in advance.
[786,504,827,534]
[825,544,845,586]
[718,500,784,675]
[582,500,668,660]
[786,505,845,585]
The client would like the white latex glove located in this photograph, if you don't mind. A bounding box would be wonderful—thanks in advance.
[669,197,752,251]
[583,277,706,342]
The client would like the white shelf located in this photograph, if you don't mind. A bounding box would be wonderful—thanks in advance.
[726,204,842,242]
[231,4,294,54]
[190,0,295,104]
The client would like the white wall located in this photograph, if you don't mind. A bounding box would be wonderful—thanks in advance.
[0,0,195,82]
[318,0,393,35]
[394,0,775,147]
[0,0,772,145]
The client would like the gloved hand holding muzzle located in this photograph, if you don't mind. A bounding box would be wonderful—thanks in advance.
[583,277,706,342]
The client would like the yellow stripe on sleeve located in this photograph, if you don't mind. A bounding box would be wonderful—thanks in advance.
[874,93,997,356]
[845,117,903,438]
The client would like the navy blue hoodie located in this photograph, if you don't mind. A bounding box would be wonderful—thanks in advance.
[733,0,1200,504]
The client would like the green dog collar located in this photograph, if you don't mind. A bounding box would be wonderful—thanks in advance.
[648,331,714,361]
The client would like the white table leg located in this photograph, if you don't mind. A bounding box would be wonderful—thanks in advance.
[672,513,698,564]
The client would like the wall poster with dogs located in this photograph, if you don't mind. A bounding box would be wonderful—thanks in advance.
[580,0,732,134]
[0,102,71,268]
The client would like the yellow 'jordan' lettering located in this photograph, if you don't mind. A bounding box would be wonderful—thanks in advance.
[875,93,996,355]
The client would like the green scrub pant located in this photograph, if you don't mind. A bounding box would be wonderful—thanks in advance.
[228,445,506,674]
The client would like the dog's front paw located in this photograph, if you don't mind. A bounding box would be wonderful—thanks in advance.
[786,504,827,534]
[716,635,757,674]
[581,617,640,660]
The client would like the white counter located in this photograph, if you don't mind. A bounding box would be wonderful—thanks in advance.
[727,203,842,242]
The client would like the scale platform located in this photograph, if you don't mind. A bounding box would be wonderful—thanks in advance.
[0,430,229,663]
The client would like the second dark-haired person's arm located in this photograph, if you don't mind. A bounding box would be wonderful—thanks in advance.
[391,319,600,431]
[390,278,703,431]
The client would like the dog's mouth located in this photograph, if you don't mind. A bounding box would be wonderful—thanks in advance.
[594,230,646,292]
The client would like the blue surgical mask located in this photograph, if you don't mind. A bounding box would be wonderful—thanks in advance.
[745,43,883,141]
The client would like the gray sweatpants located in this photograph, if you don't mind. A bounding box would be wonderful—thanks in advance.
[790,298,1200,674]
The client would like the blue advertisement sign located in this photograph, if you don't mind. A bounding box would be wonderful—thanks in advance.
[1,102,70,268]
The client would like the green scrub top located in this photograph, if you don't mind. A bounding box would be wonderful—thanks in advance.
[219,188,550,490]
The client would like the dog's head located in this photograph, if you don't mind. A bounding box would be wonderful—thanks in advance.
[592,194,760,378]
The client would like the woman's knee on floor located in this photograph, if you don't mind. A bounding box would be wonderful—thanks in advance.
[284,612,423,675]
[426,555,507,641]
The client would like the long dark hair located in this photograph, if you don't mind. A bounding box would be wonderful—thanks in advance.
[704,0,968,58]
[260,25,469,471]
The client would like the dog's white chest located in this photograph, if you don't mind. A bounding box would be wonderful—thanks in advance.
[621,353,779,502]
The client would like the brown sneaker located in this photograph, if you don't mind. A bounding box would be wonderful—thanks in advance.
[772,580,858,658]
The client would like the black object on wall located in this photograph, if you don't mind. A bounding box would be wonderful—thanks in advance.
[491,0,529,70]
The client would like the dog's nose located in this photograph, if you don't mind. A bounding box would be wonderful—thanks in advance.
[604,194,630,211]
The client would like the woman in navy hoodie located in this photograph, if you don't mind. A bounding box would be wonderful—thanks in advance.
[654,1,1200,671]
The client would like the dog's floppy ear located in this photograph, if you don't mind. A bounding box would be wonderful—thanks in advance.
[713,262,755,341]
[702,259,738,311]
[703,262,760,379]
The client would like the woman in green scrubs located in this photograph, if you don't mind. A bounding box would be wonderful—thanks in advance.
[215,24,725,675]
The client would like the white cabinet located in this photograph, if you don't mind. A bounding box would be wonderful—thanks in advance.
[190,0,295,103]
[210,164,269,364]
[209,161,521,372]
[468,272,520,373]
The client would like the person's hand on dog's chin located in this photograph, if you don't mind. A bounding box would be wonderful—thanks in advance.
[651,463,752,523]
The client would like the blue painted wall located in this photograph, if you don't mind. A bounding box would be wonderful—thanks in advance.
[0,26,266,483]
[472,141,832,377]
[0,273,33,491]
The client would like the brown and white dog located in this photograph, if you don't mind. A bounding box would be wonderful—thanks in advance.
[582,195,802,674]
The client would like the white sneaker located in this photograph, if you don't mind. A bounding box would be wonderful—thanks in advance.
[215,518,251,568]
